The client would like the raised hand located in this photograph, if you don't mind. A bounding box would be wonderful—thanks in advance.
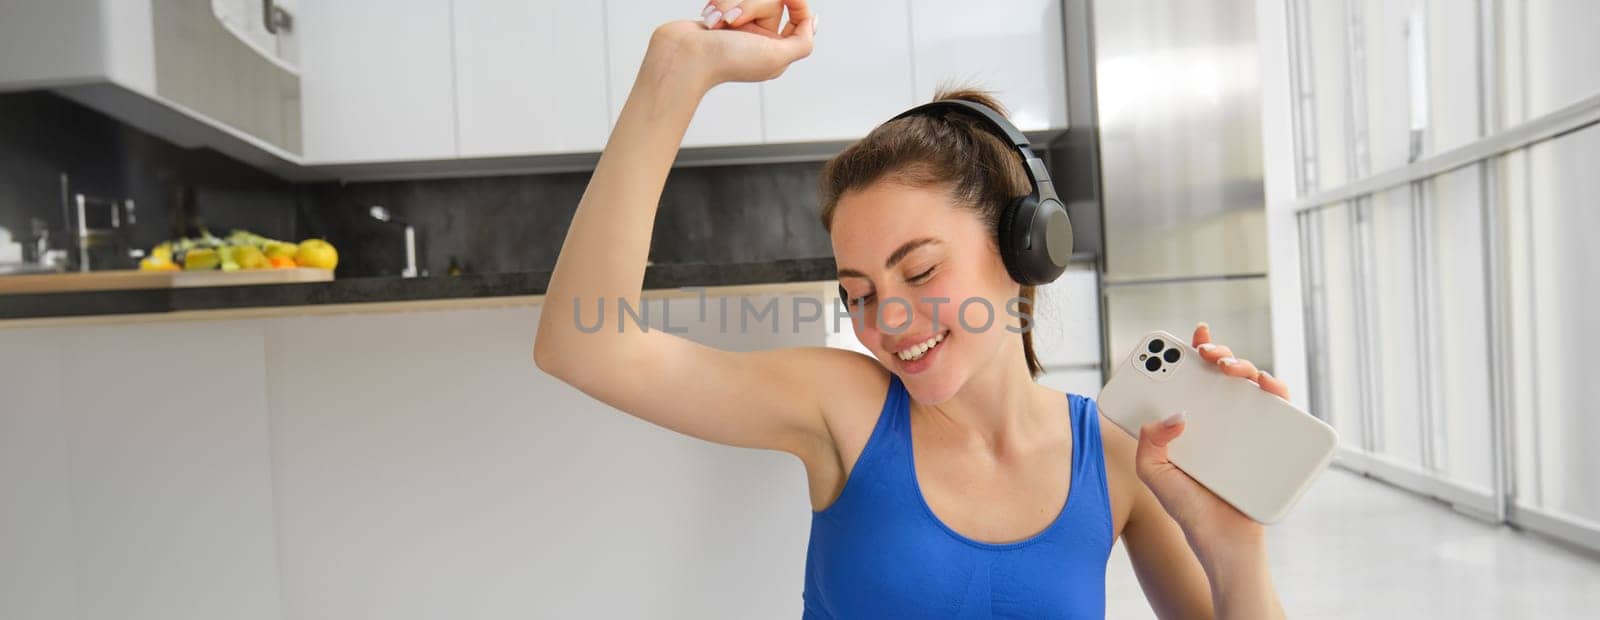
[701,0,810,37]
[648,0,816,89]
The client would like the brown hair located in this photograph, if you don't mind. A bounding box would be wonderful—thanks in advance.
[819,87,1044,378]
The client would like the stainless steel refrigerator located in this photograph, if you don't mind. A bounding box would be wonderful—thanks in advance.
[1090,0,1273,373]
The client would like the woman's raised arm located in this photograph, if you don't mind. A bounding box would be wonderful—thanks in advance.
[533,4,870,459]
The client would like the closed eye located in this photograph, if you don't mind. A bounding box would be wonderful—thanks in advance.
[908,266,935,283]
[840,285,875,306]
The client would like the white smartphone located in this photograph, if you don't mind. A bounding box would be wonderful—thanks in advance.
[1097,330,1339,524]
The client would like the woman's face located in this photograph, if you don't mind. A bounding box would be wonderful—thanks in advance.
[830,180,1022,404]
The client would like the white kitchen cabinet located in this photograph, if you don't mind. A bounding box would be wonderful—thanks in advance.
[60,323,283,620]
[211,0,301,71]
[909,0,1068,131]
[761,0,914,143]
[453,0,610,157]
[299,0,458,162]
[604,0,764,148]
[0,322,284,620]
[266,296,825,618]
[0,0,305,169]
[0,331,74,620]
[0,0,110,90]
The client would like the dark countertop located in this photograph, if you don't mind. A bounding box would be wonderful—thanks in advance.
[0,257,839,321]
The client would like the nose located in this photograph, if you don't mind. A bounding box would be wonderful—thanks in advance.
[876,294,910,333]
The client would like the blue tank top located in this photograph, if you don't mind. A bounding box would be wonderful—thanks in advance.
[801,375,1114,618]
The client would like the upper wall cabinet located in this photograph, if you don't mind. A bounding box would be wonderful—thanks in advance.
[452,0,610,157]
[909,0,1068,131]
[761,0,915,143]
[151,0,302,152]
[298,0,457,163]
[0,0,304,171]
[604,0,764,148]
[3,0,1069,175]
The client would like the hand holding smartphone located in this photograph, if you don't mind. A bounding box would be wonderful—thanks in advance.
[1098,330,1338,523]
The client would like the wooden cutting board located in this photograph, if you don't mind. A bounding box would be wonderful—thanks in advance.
[0,268,334,295]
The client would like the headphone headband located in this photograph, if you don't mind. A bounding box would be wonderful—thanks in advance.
[888,100,1032,150]
[886,100,1059,206]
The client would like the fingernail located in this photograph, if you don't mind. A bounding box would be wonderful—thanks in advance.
[1198,321,1209,330]
[1197,343,1216,352]
[723,6,742,23]
[701,3,716,18]
[1162,411,1188,428]
[1220,356,1238,366]
[703,9,722,28]
[812,16,819,35]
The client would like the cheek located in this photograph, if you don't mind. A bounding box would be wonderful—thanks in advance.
[955,297,1001,334]
[850,315,874,344]
[849,311,886,353]
[918,271,996,330]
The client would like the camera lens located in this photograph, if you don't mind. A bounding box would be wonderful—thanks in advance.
[1163,348,1180,363]
[1148,339,1165,353]
[1144,357,1162,372]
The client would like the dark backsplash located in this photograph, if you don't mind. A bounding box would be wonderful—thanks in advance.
[0,92,1103,280]
[0,91,834,278]
[295,161,833,278]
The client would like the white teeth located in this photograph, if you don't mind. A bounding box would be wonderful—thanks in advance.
[896,332,946,361]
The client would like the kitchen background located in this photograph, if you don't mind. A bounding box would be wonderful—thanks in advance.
[0,90,847,278]
[2,0,1598,619]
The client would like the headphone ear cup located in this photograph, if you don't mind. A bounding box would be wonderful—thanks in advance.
[1039,199,1073,272]
[997,197,1032,285]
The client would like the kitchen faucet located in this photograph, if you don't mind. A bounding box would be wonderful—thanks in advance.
[368,205,421,278]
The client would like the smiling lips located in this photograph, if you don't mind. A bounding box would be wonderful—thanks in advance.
[894,331,948,361]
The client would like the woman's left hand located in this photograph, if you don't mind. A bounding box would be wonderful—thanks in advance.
[1133,322,1290,567]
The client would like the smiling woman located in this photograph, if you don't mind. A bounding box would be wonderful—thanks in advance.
[822,89,1048,393]
[532,1,1289,617]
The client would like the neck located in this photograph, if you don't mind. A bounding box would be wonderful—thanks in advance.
[917,336,1048,448]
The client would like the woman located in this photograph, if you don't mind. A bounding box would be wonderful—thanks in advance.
[535,1,1289,617]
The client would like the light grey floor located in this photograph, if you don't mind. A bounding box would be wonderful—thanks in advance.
[1105,467,1600,618]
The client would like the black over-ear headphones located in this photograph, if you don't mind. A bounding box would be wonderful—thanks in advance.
[835,100,1074,306]
[838,98,1075,305]
[887,100,1073,286]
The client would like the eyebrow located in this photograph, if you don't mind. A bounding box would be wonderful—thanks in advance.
[836,237,942,280]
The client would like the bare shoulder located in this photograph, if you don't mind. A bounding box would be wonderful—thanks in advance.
[805,347,892,446]
[1097,408,1141,536]
[781,347,892,510]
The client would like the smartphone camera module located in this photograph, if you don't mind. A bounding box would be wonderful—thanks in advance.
[1138,336,1184,381]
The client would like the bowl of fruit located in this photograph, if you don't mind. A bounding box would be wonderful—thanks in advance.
[139,229,338,274]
